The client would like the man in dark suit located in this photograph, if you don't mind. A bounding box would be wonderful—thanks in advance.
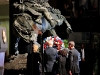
[68,41,81,75]
[44,39,58,75]
[79,44,86,75]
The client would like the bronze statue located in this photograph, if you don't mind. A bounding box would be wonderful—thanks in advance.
[12,0,73,55]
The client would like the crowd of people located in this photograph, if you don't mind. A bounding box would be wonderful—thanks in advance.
[29,36,86,75]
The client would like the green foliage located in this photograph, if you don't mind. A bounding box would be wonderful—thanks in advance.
[63,39,68,48]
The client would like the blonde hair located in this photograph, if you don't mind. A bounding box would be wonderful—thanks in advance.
[33,42,40,52]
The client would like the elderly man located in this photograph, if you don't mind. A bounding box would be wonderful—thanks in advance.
[44,39,58,75]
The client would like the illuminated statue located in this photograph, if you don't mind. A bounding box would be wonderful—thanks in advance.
[12,0,73,54]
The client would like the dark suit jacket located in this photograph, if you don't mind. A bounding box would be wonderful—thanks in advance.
[44,47,58,72]
[27,52,41,75]
[57,55,69,75]
[68,48,80,74]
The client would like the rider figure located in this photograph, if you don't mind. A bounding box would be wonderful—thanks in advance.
[13,0,58,28]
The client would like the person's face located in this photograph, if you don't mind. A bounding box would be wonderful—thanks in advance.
[81,44,84,49]
[68,44,71,50]
[33,44,39,52]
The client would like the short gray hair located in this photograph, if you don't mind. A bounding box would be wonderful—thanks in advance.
[68,41,75,46]
[34,42,40,48]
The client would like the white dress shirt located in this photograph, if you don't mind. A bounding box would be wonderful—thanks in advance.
[81,49,85,59]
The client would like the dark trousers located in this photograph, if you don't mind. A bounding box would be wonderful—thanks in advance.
[72,73,79,75]
[80,61,86,75]
[45,72,54,75]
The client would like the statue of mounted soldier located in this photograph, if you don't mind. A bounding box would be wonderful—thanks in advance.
[12,0,73,55]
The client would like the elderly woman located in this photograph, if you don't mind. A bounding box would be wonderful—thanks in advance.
[27,42,42,75]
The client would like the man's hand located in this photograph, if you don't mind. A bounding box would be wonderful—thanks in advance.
[82,58,85,61]
[69,71,72,75]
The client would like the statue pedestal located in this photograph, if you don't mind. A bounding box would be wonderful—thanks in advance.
[0,27,8,75]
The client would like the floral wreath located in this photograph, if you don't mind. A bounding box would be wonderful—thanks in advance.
[43,36,65,50]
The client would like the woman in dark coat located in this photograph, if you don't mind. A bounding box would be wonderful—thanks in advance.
[27,42,42,75]
[57,49,69,75]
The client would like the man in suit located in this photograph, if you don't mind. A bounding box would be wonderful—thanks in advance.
[79,44,86,75]
[68,41,81,75]
[44,38,58,75]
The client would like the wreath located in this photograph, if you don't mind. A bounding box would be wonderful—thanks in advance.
[43,36,65,50]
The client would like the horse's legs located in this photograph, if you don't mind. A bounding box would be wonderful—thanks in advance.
[64,18,73,34]
[56,14,73,34]
[49,29,58,37]
[64,20,72,28]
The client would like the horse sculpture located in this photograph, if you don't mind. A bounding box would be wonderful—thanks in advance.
[12,0,73,54]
